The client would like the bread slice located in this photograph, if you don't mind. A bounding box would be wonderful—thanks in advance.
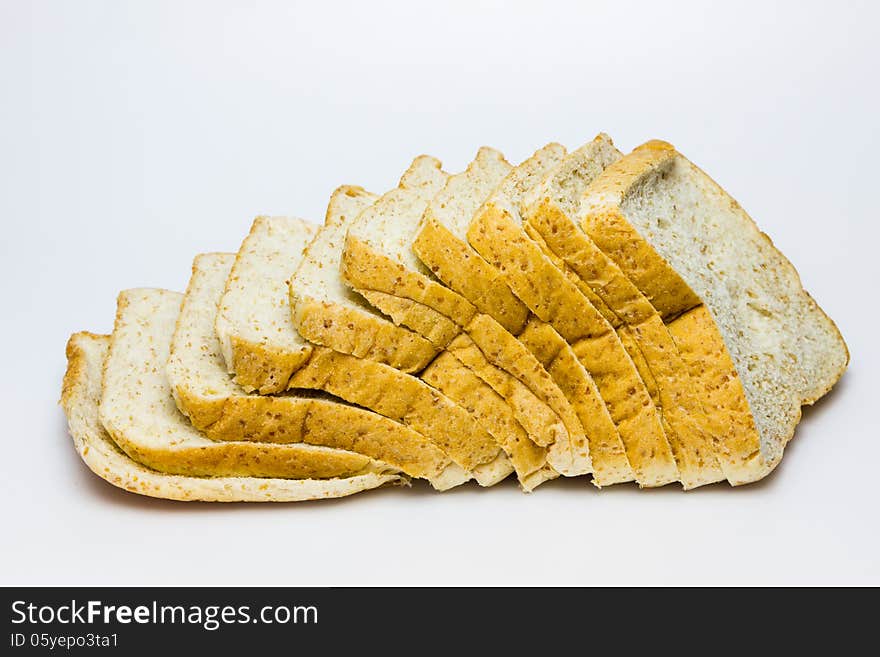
[421,352,558,492]
[167,252,468,491]
[578,140,849,476]
[290,186,439,371]
[220,215,512,487]
[342,149,592,478]
[466,143,680,487]
[215,216,317,394]
[286,161,557,488]
[63,332,399,502]
[412,143,635,487]
[522,134,726,488]
[99,288,399,480]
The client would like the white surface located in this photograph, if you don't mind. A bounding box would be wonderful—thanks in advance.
[1,0,877,586]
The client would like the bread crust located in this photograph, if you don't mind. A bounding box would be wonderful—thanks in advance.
[168,253,468,490]
[340,154,592,479]
[577,140,843,481]
[101,289,390,480]
[288,346,510,483]
[523,145,727,488]
[62,332,400,502]
[413,214,529,333]
[468,202,679,487]
[290,186,438,372]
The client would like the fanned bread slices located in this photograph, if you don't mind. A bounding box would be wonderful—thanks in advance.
[61,134,848,502]
[462,140,681,487]
[412,144,633,487]
[340,150,592,478]
[62,333,399,502]
[167,253,468,491]
[99,289,400,480]
[290,186,438,372]
[215,216,317,394]
[219,214,512,487]
[577,140,848,476]
[412,143,637,487]
[522,134,727,488]
[291,182,553,490]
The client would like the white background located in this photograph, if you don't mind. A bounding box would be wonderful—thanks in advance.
[1,0,877,586]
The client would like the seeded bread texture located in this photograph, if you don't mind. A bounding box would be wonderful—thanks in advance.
[290,185,438,372]
[63,332,398,502]
[215,205,510,487]
[421,352,557,492]
[522,134,726,488]
[167,252,468,490]
[99,289,398,480]
[467,144,679,487]
[215,216,317,394]
[410,143,628,486]
[342,149,592,478]
[579,140,848,474]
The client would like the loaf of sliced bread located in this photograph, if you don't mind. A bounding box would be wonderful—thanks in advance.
[290,186,439,371]
[61,134,847,502]
[99,289,399,480]
[215,216,317,394]
[63,332,399,501]
[167,252,468,491]
[411,143,636,487]
[286,160,558,487]
[221,213,512,486]
[342,150,592,478]
[522,134,727,488]
[465,142,681,487]
[578,140,848,475]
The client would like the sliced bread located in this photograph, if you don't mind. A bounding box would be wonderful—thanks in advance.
[215,216,316,394]
[578,140,849,475]
[290,186,439,371]
[466,142,680,487]
[167,252,468,491]
[522,134,726,488]
[63,332,399,501]
[341,150,592,477]
[99,288,398,480]
[411,143,636,487]
[285,159,558,486]
[220,212,513,486]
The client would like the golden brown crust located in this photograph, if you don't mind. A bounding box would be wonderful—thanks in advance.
[668,307,767,484]
[355,289,462,350]
[289,346,503,472]
[518,319,634,487]
[62,332,400,502]
[341,234,478,329]
[468,203,678,486]
[294,297,437,372]
[578,141,770,482]
[579,142,702,319]
[413,213,529,333]
[459,314,591,475]
[422,352,550,488]
[227,334,313,395]
[524,197,725,488]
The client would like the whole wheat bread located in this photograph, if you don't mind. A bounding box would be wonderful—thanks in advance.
[99,289,399,480]
[63,332,399,501]
[341,150,592,478]
[219,214,512,486]
[522,134,728,488]
[167,252,468,490]
[578,140,848,474]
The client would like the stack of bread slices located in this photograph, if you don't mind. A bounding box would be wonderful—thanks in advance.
[61,135,848,501]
